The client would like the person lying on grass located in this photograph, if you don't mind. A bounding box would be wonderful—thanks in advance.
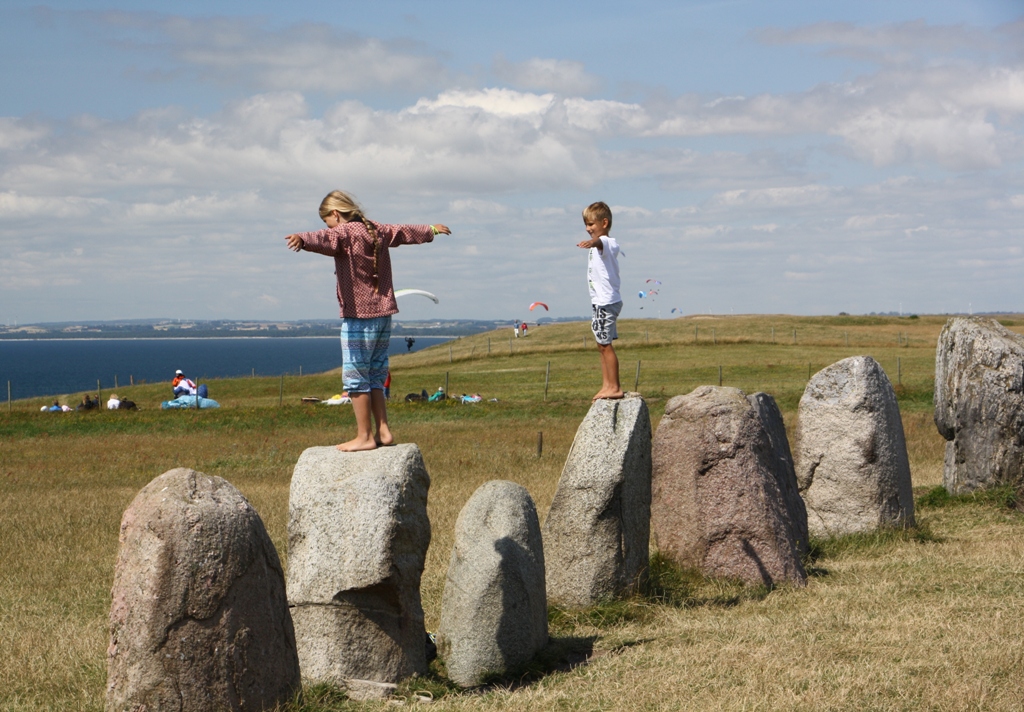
[285,190,450,452]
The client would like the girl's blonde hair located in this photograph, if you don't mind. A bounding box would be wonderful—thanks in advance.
[318,190,384,292]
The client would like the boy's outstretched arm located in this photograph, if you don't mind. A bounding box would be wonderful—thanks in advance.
[577,235,604,251]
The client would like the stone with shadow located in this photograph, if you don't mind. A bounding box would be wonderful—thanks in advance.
[106,468,300,712]
[934,317,1024,494]
[287,445,430,700]
[543,393,653,607]
[795,356,915,536]
[437,480,548,687]
[652,386,808,587]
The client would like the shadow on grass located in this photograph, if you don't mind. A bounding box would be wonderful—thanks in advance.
[278,557,780,709]
[805,521,940,563]
[915,484,1023,512]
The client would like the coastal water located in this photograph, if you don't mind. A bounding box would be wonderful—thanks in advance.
[0,336,451,401]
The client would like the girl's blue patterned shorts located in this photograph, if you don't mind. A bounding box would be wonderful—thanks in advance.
[340,316,391,393]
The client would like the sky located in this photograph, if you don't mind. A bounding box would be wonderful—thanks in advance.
[1,0,1022,324]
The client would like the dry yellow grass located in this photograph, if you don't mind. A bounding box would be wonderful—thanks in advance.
[1,314,1022,711]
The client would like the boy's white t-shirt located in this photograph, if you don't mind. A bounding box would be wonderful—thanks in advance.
[587,235,621,306]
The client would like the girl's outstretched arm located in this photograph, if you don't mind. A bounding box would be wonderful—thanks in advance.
[285,234,304,251]
[431,224,451,235]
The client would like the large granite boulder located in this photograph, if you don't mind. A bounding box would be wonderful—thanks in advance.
[934,317,1024,494]
[795,356,915,536]
[543,393,652,607]
[652,387,808,587]
[287,445,430,700]
[437,481,548,687]
[106,468,300,712]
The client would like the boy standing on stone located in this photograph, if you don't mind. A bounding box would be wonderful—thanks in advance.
[577,201,623,400]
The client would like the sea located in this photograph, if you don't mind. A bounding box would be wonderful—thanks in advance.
[0,336,452,401]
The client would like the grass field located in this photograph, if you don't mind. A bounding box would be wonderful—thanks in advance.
[2,314,1023,711]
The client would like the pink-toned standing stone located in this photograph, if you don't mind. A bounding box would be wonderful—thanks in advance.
[106,468,299,712]
[652,387,807,587]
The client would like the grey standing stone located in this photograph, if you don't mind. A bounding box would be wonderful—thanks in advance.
[934,317,1024,494]
[437,481,548,687]
[795,356,915,536]
[106,468,300,712]
[652,387,808,587]
[543,393,652,608]
[287,444,430,700]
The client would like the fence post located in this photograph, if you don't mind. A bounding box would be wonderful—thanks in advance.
[544,361,551,401]
[634,360,641,392]
[299,365,303,377]
[718,365,722,386]
[713,328,716,345]
[537,431,543,458]
[97,379,102,410]
[114,375,118,389]
[645,329,649,344]
[845,332,849,347]
[488,337,491,355]
[808,363,812,380]
[583,336,587,349]
[509,337,512,355]
[130,375,134,386]
[694,325,698,342]
[252,368,255,378]
[898,357,902,385]
[792,329,797,344]
[771,326,775,343]
[7,380,10,413]
[445,371,449,397]
[449,343,453,363]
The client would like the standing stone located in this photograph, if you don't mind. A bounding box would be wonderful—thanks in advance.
[795,356,915,536]
[287,445,430,700]
[437,481,548,687]
[106,468,300,712]
[652,387,808,587]
[543,393,652,607]
[934,317,1024,494]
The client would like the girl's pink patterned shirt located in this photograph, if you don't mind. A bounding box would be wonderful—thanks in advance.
[296,221,434,319]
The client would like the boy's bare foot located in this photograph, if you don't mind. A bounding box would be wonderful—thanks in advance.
[592,389,625,401]
[336,435,378,452]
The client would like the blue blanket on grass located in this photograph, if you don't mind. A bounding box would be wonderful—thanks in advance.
[161,396,220,410]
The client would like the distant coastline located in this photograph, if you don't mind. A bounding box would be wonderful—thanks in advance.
[0,317,583,341]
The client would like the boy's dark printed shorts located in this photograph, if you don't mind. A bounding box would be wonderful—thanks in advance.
[591,301,623,346]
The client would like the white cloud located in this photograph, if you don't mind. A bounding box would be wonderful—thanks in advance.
[492,56,601,94]
[100,13,448,93]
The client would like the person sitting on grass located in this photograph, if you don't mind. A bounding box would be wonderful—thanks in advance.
[577,200,623,400]
[172,370,197,397]
[285,189,450,451]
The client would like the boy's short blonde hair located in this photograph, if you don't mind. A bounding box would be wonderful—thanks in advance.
[582,201,612,230]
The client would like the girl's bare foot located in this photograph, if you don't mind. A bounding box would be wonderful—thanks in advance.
[592,388,625,401]
[375,424,395,447]
[336,435,378,452]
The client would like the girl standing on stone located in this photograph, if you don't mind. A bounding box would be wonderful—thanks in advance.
[285,190,450,451]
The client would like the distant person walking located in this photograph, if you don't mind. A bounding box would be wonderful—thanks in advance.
[406,337,415,352]
[285,189,450,451]
[578,201,623,400]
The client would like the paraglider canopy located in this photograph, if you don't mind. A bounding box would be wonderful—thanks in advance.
[395,289,439,304]
[528,302,549,311]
